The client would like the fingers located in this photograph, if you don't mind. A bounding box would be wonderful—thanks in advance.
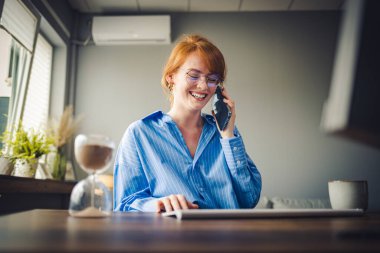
[156,194,198,213]
[162,197,173,212]
[156,197,174,213]
[223,98,235,111]
[156,200,165,213]
[221,87,235,111]
[169,194,182,210]
[221,86,231,100]
[187,201,199,209]
[177,194,189,210]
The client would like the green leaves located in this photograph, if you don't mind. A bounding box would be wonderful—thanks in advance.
[0,122,53,163]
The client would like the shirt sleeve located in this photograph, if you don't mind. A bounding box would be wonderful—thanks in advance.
[113,126,158,212]
[220,127,262,208]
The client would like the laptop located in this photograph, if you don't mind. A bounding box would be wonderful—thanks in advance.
[161,208,364,220]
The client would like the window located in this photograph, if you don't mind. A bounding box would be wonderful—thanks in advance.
[0,0,67,149]
[0,28,33,135]
[0,0,38,135]
[23,34,53,130]
[0,29,12,139]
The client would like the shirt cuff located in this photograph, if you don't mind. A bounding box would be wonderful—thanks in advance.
[130,197,158,212]
[220,136,248,174]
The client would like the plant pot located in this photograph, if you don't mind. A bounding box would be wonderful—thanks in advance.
[52,148,67,181]
[13,158,38,178]
[0,157,14,175]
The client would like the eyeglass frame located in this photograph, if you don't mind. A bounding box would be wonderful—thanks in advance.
[183,68,223,88]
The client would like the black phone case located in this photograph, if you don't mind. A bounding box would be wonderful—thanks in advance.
[212,86,231,130]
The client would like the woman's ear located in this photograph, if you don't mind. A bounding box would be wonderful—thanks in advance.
[166,74,173,84]
[166,74,175,91]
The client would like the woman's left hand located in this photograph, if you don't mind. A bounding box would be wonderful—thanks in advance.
[218,87,236,139]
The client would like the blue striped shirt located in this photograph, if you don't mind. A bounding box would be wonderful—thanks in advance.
[113,111,261,212]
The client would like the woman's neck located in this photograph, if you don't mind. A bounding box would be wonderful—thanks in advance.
[167,107,203,129]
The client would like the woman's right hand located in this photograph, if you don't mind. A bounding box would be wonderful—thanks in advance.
[156,194,199,213]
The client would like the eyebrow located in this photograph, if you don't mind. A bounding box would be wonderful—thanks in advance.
[187,68,218,76]
[186,68,202,73]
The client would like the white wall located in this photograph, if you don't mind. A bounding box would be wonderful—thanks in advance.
[75,12,380,210]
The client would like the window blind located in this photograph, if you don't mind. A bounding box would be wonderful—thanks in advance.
[0,0,38,52]
[23,34,53,130]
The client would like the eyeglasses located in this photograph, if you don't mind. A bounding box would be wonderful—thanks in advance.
[185,69,221,88]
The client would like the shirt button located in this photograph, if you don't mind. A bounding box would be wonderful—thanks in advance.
[237,160,241,165]
[233,147,238,151]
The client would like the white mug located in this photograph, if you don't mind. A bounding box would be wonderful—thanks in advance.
[328,180,368,210]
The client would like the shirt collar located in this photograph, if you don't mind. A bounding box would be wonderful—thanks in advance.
[161,111,175,124]
[160,111,215,126]
[202,113,216,126]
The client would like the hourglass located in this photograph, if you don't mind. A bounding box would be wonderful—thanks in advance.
[69,134,115,218]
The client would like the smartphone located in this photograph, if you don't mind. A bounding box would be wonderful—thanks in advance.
[212,85,231,131]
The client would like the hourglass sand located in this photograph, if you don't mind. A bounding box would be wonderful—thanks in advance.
[69,134,115,218]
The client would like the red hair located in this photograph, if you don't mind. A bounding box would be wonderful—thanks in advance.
[161,34,226,103]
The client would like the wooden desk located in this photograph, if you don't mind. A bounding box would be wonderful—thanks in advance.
[0,209,379,252]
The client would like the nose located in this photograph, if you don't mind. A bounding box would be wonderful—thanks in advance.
[197,76,209,90]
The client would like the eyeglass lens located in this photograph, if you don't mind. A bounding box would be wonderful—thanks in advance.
[186,70,220,88]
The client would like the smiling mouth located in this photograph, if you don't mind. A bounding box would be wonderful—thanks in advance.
[190,91,207,99]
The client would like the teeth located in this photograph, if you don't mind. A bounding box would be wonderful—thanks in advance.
[191,92,206,99]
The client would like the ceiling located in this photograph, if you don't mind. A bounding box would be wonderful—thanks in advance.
[68,0,345,14]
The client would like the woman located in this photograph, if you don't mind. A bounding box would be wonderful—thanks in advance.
[114,34,261,212]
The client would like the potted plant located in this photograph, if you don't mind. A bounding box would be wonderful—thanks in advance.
[47,105,81,181]
[0,123,52,178]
